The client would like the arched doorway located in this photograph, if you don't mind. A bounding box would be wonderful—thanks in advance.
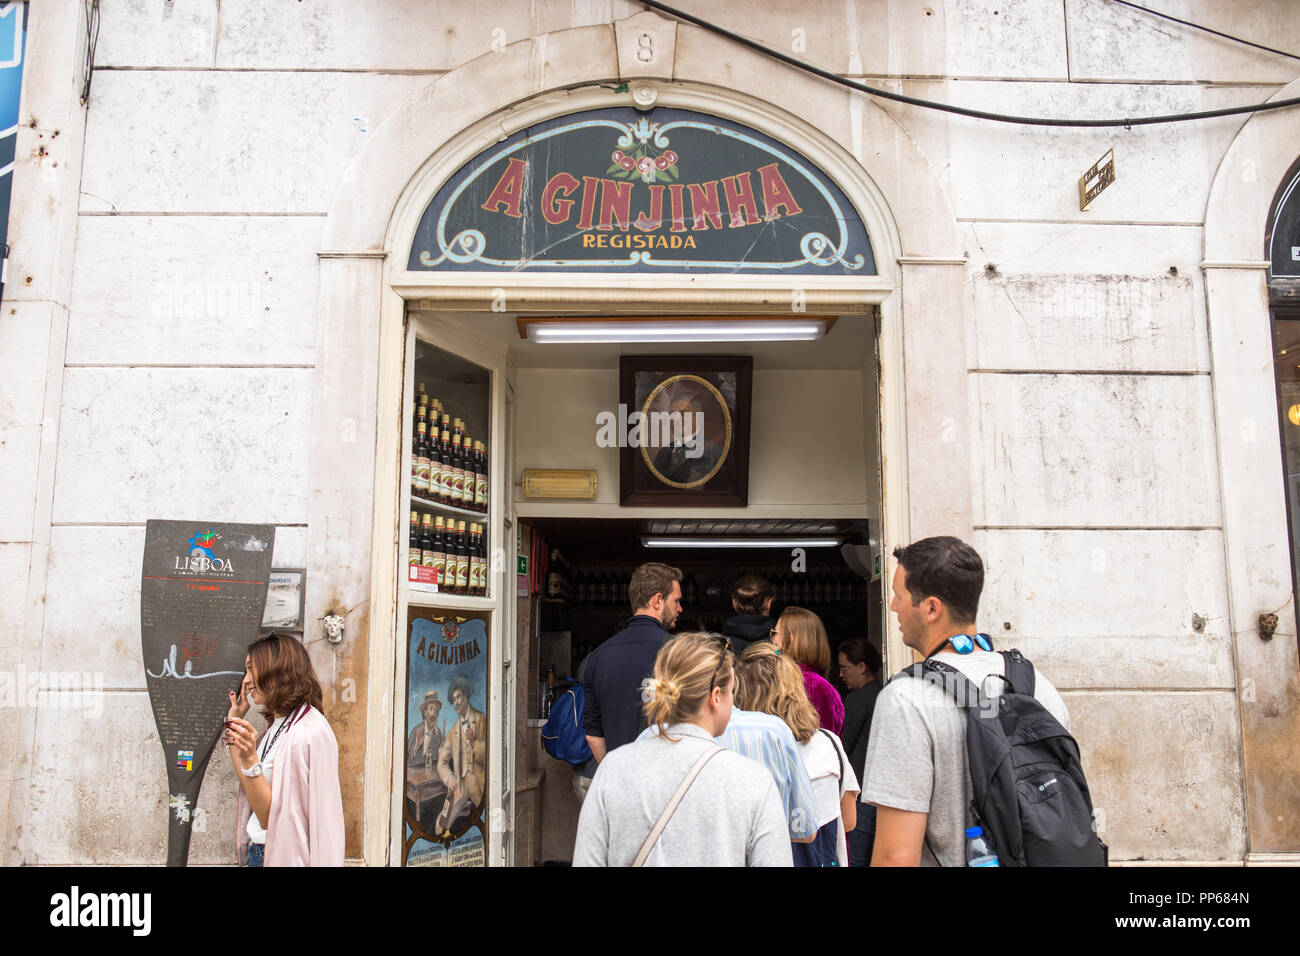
[1203,80,1300,860]
[303,14,965,864]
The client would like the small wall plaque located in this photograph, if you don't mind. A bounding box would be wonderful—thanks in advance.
[521,469,598,500]
[1079,148,1116,211]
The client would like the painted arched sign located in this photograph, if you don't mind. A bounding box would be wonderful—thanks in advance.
[1270,162,1300,278]
[407,107,875,275]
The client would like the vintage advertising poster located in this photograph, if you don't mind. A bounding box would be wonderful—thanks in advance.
[402,607,490,867]
[140,520,276,866]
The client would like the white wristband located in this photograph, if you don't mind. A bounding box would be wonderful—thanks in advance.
[240,762,264,778]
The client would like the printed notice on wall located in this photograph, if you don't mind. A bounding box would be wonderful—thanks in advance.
[141,520,275,866]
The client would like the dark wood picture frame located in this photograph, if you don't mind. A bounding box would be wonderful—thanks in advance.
[619,356,753,506]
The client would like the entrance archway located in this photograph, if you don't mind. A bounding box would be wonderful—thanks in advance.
[1204,77,1300,858]
[305,12,965,864]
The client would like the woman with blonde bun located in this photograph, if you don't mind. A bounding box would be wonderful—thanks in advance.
[734,641,859,867]
[772,606,845,733]
[573,632,793,867]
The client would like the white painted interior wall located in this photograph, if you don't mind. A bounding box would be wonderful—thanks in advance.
[512,368,870,512]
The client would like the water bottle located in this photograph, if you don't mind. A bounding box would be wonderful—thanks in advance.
[966,826,999,867]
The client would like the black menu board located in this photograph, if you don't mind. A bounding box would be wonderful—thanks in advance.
[141,520,275,866]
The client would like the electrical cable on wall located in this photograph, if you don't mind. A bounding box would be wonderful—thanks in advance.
[1107,0,1300,63]
[638,0,1300,128]
[80,0,99,106]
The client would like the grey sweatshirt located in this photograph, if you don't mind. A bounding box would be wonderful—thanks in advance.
[572,722,794,867]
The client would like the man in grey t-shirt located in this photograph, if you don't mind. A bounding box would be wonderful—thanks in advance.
[862,536,1068,867]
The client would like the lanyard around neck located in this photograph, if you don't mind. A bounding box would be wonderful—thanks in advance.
[259,704,307,761]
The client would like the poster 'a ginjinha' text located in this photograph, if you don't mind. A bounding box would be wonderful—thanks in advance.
[403,607,489,867]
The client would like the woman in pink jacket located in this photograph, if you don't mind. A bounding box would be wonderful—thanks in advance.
[772,607,845,734]
[224,632,345,867]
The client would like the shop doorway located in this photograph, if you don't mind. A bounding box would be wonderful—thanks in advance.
[400,309,888,864]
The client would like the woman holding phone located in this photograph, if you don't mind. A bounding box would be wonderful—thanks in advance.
[225,632,345,867]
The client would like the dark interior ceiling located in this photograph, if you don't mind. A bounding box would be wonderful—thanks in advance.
[524,517,870,563]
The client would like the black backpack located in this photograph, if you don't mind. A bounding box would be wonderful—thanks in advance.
[900,649,1106,867]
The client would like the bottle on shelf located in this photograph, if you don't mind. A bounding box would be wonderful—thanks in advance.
[544,665,556,717]
[474,440,489,513]
[431,421,447,504]
[468,523,484,596]
[434,428,449,504]
[413,421,431,496]
[455,520,470,594]
[419,513,437,584]
[408,511,420,567]
[479,524,489,596]
[431,515,447,590]
[450,433,466,505]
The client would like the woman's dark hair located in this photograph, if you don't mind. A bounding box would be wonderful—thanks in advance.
[838,638,882,682]
[892,536,984,625]
[247,632,325,720]
[730,574,773,615]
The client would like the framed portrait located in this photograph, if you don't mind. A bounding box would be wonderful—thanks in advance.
[619,356,753,506]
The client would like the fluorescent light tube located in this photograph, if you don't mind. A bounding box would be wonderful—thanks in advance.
[526,320,827,344]
[640,537,843,549]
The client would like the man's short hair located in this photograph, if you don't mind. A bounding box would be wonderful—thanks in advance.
[730,574,773,615]
[892,536,984,624]
[629,562,682,611]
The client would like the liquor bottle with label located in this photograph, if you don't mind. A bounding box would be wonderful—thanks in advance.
[450,433,466,505]
[473,440,489,513]
[419,513,437,581]
[455,520,471,593]
[441,518,460,594]
[431,515,447,590]
[429,423,444,505]
[413,421,431,497]
[408,511,420,567]
[464,437,477,510]
[453,417,465,442]
[468,523,484,596]
[438,428,453,504]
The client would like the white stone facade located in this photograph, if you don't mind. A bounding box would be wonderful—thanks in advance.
[3,1,1299,865]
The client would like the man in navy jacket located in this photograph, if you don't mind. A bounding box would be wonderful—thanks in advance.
[582,562,683,762]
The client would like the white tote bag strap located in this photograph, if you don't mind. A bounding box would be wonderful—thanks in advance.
[632,744,724,867]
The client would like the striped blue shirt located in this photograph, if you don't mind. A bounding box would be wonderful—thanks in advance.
[639,708,818,841]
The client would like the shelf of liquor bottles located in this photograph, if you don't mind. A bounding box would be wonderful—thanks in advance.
[404,344,493,600]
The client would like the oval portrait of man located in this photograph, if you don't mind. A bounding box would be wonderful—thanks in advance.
[639,373,733,489]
